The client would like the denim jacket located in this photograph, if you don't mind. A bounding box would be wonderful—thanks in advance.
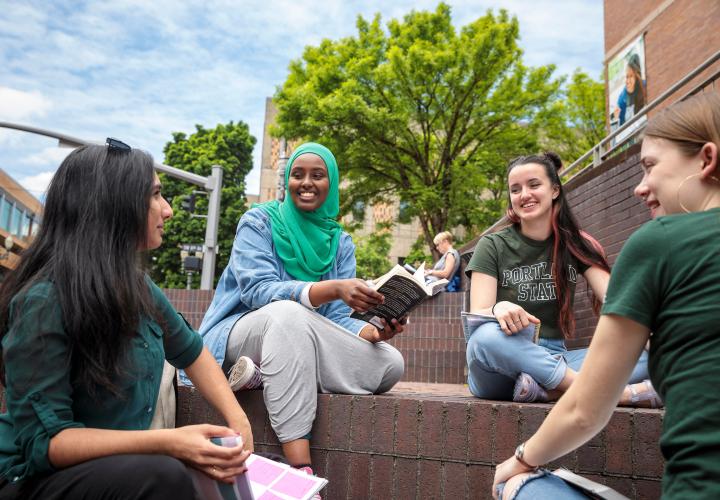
[180,208,367,384]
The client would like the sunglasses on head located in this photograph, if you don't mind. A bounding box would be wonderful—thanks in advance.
[106,137,131,152]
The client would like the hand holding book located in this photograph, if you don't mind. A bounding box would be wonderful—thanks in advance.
[491,301,541,336]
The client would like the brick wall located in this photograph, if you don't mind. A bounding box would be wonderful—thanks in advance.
[163,288,467,384]
[178,386,664,499]
[604,0,720,113]
[563,143,649,347]
[387,292,466,384]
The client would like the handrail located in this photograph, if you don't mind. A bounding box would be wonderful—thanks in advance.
[461,49,720,256]
[560,49,720,181]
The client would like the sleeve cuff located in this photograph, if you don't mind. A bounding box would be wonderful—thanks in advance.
[300,283,318,309]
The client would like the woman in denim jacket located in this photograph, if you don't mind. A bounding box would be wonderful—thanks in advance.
[194,142,405,474]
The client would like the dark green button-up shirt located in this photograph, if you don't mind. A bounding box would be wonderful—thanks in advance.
[0,279,203,482]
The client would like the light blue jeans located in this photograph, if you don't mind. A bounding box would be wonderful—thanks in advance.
[467,322,649,399]
[496,470,590,499]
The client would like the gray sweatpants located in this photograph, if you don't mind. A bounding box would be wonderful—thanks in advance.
[225,300,405,443]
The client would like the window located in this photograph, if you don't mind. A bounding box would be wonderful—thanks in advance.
[11,206,23,236]
[397,200,412,224]
[22,214,32,238]
[351,200,366,222]
[0,198,11,231]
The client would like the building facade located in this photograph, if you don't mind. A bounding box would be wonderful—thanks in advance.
[604,0,720,121]
[0,169,43,276]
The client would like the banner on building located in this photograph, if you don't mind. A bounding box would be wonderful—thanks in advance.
[607,35,647,141]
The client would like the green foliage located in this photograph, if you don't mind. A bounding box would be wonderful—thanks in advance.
[150,122,256,288]
[273,3,562,255]
[539,70,606,164]
[404,235,432,269]
[352,223,393,279]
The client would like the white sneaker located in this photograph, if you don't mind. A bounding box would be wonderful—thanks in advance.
[228,356,262,391]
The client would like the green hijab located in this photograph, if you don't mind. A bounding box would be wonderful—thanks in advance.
[255,142,342,281]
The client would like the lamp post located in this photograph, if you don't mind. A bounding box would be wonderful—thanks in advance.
[0,121,222,289]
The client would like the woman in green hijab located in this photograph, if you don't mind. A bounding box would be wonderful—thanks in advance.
[195,142,405,473]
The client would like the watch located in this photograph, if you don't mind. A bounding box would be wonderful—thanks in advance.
[514,442,539,471]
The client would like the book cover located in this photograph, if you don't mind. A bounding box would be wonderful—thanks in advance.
[188,437,328,500]
[351,264,447,328]
[552,468,630,499]
[461,311,540,344]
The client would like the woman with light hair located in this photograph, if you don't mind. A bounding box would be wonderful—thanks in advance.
[425,231,460,288]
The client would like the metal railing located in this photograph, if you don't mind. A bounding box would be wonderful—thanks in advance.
[460,49,720,255]
[560,49,720,182]
[0,122,223,290]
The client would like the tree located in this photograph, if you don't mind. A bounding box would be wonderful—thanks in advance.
[150,122,256,288]
[352,223,393,279]
[539,70,606,164]
[273,3,562,257]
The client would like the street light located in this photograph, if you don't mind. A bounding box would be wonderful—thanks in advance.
[0,121,223,289]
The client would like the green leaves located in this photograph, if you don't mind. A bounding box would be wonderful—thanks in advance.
[274,3,564,255]
[150,121,256,288]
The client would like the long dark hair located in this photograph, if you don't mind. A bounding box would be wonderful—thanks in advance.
[505,152,610,338]
[0,144,159,395]
[626,53,646,111]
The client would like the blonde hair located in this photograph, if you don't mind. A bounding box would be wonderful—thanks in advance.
[644,92,720,157]
[433,231,453,245]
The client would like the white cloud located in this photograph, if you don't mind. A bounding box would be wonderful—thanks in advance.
[0,87,52,121]
[18,171,55,198]
[0,0,603,196]
[22,146,72,167]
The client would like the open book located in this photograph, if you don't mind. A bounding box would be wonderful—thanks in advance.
[351,264,447,329]
[189,437,328,500]
[461,311,541,344]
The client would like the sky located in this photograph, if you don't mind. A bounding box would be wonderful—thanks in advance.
[0,0,604,201]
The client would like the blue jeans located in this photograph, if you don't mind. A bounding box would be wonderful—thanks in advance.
[466,322,649,399]
[496,470,590,499]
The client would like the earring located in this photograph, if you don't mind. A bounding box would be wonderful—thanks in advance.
[677,173,720,213]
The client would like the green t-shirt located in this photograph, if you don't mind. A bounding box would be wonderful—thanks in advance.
[602,208,720,499]
[466,225,589,339]
[0,278,203,483]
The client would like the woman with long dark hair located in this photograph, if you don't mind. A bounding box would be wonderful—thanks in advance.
[0,142,252,499]
[465,152,654,404]
[615,52,646,126]
[492,90,720,500]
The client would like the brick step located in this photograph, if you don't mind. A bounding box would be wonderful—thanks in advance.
[177,382,664,499]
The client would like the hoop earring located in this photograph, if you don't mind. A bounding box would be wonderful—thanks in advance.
[677,173,720,213]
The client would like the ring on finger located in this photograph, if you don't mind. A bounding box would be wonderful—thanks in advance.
[212,465,218,473]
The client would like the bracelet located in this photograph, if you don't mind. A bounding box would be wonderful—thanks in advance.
[514,442,539,471]
[491,302,499,317]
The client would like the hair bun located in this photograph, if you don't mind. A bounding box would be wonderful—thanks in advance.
[542,152,563,171]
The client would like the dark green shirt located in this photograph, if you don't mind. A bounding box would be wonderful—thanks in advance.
[0,279,203,482]
[466,225,589,339]
[602,208,720,499]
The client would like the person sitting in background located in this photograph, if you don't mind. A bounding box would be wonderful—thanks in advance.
[0,142,252,500]
[424,231,461,291]
[192,142,404,478]
[493,92,720,500]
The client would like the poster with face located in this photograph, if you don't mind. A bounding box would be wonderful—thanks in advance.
[607,35,647,140]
